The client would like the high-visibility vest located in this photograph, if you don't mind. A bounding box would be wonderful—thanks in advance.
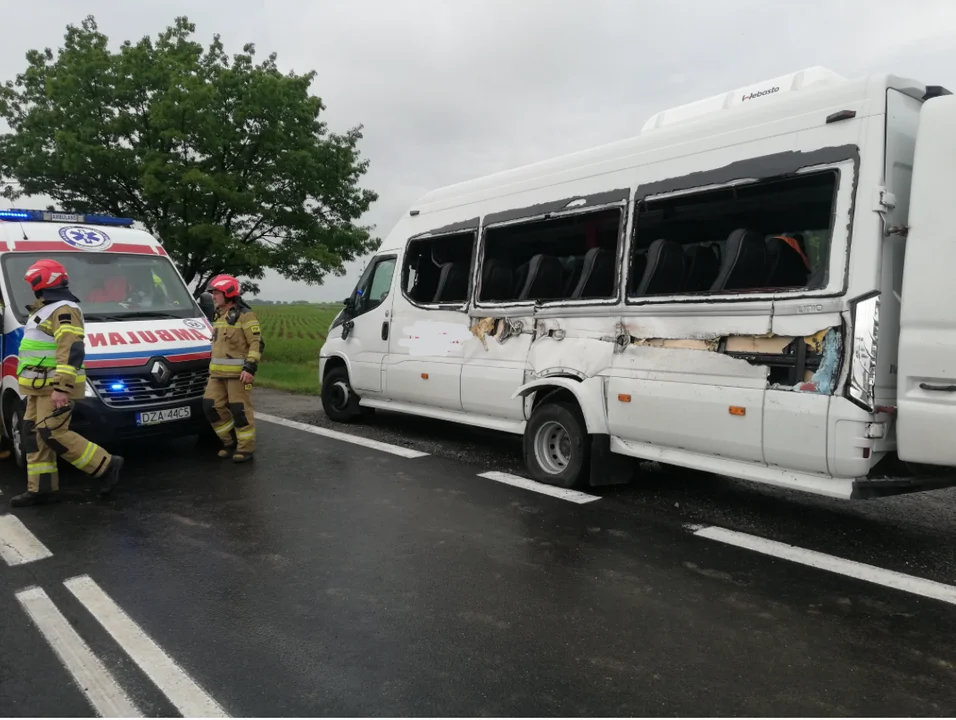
[17,300,85,389]
[773,235,811,270]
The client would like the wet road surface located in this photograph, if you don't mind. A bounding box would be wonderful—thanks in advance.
[0,394,955,716]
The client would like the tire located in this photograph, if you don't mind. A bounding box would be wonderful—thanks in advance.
[321,366,364,423]
[524,401,590,489]
[8,399,27,471]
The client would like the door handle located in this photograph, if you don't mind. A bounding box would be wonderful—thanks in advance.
[919,382,956,392]
[381,321,389,341]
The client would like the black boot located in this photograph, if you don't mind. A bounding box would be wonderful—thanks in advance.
[98,456,124,497]
[11,490,60,507]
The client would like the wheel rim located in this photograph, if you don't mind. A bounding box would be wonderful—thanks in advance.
[11,409,23,466]
[329,381,350,411]
[534,420,572,475]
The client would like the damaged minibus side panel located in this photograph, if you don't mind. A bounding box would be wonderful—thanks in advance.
[605,137,860,480]
[462,190,629,424]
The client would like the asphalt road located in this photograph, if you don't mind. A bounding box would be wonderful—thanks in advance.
[0,389,955,716]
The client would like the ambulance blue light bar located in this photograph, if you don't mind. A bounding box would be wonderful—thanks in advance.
[0,208,134,227]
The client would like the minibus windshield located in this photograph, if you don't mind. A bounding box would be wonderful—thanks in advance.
[1,252,198,323]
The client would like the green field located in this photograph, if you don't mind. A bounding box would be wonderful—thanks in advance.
[250,303,342,394]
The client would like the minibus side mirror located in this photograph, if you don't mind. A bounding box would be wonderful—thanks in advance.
[198,291,215,321]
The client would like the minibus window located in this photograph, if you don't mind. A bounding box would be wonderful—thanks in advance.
[352,257,396,316]
[478,207,622,303]
[402,231,475,306]
[629,169,838,297]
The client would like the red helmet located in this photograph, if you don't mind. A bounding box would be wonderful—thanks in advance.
[208,274,241,299]
[24,259,69,291]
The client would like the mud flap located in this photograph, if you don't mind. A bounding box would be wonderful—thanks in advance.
[588,434,634,486]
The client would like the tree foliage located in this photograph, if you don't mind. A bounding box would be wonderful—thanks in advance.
[0,16,380,294]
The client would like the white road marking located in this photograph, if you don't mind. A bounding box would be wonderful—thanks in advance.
[688,524,956,606]
[16,586,142,718]
[0,514,53,566]
[479,471,600,504]
[258,412,429,459]
[64,575,229,718]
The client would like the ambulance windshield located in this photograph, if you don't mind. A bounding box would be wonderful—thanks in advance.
[1,252,198,323]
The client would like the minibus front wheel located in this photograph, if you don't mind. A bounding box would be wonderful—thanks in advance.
[524,401,590,489]
[322,366,367,423]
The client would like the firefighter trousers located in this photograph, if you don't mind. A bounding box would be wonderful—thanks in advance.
[203,377,256,454]
[25,394,112,493]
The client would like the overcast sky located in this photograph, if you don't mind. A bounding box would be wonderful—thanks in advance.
[3,0,956,301]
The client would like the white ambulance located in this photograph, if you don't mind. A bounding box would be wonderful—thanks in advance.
[321,66,956,500]
[0,209,215,467]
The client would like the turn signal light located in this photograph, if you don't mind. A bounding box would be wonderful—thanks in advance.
[729,406,746,416]
[421,373,429,380]
[618,394,632,403]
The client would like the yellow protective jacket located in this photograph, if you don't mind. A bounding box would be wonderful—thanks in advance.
[17,299,87,398]
[210,303,263,378]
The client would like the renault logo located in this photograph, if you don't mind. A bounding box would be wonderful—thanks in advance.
[150,360,171,387]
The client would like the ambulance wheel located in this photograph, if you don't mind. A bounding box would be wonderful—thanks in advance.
[524,401,590,489]
[5,397,27,471]
[322,366,364,423]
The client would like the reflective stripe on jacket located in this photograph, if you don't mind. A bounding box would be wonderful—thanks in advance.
[210,307,262,378]
[17,300,87,396]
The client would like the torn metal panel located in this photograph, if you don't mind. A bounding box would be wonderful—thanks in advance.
[470,317,497,349]
[496,318,525,343]
[724,335,791,353]
[772,310,844,338]
[615,345,771,387]
[469,316,529,350]
[619,325,842,392]
[632,338,718,351]
[619,312,773,340]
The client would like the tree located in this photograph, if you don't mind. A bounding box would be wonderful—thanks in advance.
[0,16,379,295]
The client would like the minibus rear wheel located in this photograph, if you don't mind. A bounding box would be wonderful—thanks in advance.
[524,400,590,489]
[322,366,364,423]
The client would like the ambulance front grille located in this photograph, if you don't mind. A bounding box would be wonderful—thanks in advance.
[91,368,209,408]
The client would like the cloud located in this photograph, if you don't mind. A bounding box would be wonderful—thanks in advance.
[2,0,955,301]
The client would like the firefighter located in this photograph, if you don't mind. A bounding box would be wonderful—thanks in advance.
[11,259,123,507]
[0,298,9,461]
[203,274,262,462]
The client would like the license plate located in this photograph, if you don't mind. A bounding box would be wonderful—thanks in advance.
[136,406,191,426]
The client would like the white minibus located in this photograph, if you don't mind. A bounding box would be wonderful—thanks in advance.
[320,66,956,500]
